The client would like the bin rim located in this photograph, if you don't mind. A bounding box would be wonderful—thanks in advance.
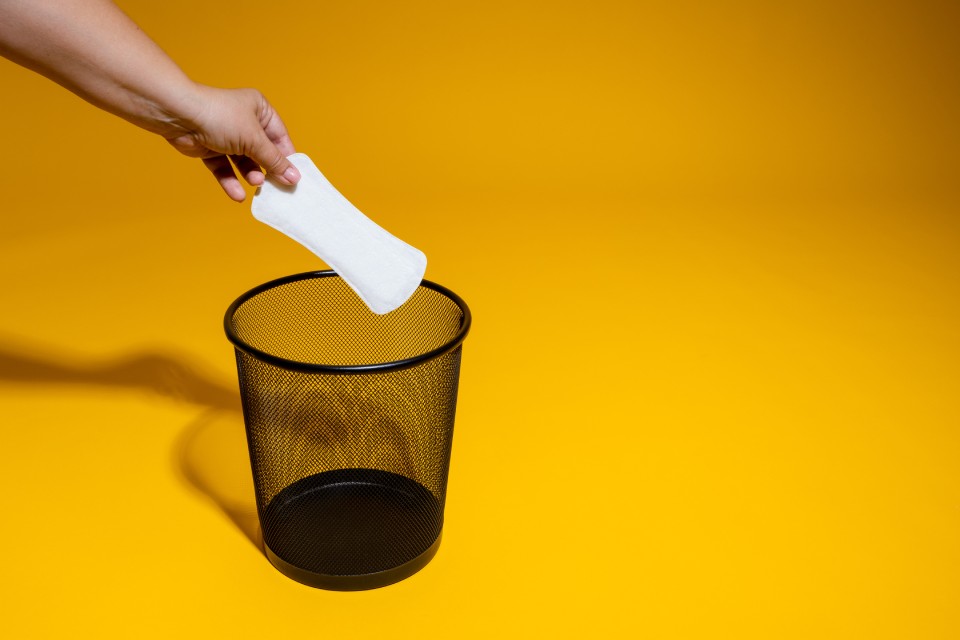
[224,270,471,374]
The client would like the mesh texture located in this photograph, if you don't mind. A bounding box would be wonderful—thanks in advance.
[228,274,465,577]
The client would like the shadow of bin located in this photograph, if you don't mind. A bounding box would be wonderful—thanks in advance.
[224,271,471,590]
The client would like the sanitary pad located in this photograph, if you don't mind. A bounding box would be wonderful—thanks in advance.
[251,153,427,315]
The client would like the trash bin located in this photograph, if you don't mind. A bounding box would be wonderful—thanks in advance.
[224,270,471,590]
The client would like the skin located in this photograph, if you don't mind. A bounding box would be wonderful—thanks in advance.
[0,0,301,201]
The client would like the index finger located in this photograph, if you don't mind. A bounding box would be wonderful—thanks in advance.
[261,106,296,158]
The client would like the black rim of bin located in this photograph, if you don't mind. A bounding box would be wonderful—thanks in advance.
[224,270,472,374]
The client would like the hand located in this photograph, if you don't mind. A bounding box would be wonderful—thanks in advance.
[165,86,301,202]
[0,1,302,202]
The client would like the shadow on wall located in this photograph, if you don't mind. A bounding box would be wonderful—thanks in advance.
[0,338,261,551]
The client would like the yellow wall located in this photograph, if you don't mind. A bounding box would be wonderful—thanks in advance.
[1,1,958,637]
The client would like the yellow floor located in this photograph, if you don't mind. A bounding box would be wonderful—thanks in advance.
[1,1,958,637]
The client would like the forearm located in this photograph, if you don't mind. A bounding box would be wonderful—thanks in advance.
[0,0,199,137]
[1,0,299,200]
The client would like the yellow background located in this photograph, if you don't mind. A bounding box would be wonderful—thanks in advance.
[2,0,959,637]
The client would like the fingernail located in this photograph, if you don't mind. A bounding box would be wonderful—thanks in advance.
[283,166,301,184]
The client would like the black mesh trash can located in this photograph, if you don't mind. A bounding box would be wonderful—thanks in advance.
[224,271,471,590]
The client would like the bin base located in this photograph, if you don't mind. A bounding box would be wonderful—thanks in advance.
[264,530,442,591]
[261,468,443,590]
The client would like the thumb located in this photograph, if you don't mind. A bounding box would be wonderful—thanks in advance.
[248,131,301,186]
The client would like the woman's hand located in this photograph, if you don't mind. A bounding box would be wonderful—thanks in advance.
[165,86,300,202]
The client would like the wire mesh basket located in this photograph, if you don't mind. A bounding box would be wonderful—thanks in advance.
[224,271,471,590]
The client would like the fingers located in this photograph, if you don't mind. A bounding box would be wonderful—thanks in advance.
[230,154,265,186]
[261,107,297,158]
[202,156,246,202]
[246,128,300,187]
[249,93,299,185]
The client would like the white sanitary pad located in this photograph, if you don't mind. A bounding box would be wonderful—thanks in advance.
[251,153,427,315]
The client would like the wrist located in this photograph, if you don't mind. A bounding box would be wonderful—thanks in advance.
[134,79,207,139]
